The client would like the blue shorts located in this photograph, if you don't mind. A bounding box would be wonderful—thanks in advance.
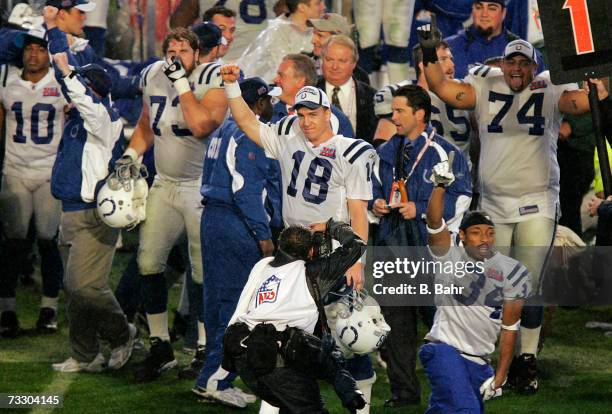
[419,342,493,414]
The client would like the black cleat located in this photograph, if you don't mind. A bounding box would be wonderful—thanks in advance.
[515,353,539,395]
[178,345,206,380]
[0,311,20,338]
[506,354,539,395]
[36,307,58,333]
[134,337,178,382]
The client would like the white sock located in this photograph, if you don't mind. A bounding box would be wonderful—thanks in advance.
[387,62,412,84]
[147,311,170,341]
[259,401,279,414]
[3,297,16,312]
[197,321,206,347]
[41,296,59,311]
[356,373,376,414]
[520,326,542,356]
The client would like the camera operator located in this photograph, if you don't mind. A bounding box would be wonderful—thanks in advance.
[222,220,367,413]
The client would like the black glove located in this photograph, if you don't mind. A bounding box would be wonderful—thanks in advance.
[416,14,442,65]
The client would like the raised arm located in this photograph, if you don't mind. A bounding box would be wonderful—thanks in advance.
[162,59,227,138]
[220,64,265,148]
[426,156,456,255]
[417,18,477,110]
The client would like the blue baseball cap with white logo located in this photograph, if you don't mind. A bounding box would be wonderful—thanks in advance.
[45,0,96,12]
[291,86,331,111]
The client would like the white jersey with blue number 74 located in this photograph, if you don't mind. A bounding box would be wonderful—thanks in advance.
[466,67,577,223]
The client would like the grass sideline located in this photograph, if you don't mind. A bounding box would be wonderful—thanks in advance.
[2,244,612,413]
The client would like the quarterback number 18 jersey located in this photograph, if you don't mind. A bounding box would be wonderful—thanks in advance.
[259,115,377,227]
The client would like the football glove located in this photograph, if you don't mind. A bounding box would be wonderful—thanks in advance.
[416,14,441,64]
[163,57,190,95]
[430,151,455,187]
[480,375,503,401]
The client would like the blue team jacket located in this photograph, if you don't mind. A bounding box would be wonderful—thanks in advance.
[371,125,472,244]
[445,26,546,80]
[49,37,124,211]
[200,118,277,241]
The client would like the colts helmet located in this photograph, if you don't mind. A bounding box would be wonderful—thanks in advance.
[96,161,148,229]
[327,290,390,357]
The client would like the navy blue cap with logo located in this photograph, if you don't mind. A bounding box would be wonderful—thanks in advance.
[191,22,227,50]
[473,0,506,7]
[45,0,96,12]
[239,77,281,106]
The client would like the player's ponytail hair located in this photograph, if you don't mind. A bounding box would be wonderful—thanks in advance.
[278,226,313,261]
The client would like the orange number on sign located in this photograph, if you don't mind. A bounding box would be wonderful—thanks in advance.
[563,0,595,54]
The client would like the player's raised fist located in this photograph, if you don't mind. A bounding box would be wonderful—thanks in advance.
[220,64,241,84]
[163,57,187,83]
[43,6,59,27]
[416,14,441,50]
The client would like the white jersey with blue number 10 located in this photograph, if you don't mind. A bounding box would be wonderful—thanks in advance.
[140,60,223,181]
[428,90,472,155]
[0,65,66,181]
[466,66,577,223]
[198,0,277,61]
[259,115,377,227]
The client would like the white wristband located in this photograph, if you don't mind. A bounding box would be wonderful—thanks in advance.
[426,219,446,234]
[501,320,521,331]
[225,81,242,99]
[123,147,138,161]
[173,77,191,96]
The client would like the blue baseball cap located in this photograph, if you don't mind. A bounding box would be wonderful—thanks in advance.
[239,77,281,105]
[45,0,96,12]
[473,0,506,7]
[14,26,48,49]
[77,64,112,97]
[191,22,228,49]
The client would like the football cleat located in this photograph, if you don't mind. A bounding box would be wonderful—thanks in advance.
[508,353,539,395]
[177,345,206,380]
[134,337,177,382]
[36,307,58,333]
[192,386,247,408]
[109,324,138,369]
[52,353,106,373]
[0,311,20,338]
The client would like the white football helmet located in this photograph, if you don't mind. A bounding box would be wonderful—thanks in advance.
[327,290,390,357]
[97,162,148,229]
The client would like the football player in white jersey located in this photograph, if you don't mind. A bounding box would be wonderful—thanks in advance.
[422,159,529,413]
[0,28,66,337]
[419,24,608,393]
[221,64,379,413]
[120,27,228,382]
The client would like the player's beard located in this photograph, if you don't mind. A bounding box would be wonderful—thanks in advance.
[475,25,494,38]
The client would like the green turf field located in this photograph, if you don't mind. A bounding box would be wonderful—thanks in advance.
[2,244,612,413]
